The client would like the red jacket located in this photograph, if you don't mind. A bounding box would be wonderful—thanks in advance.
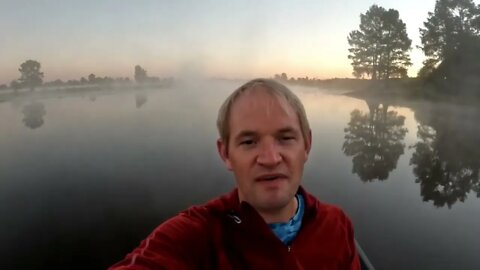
[109,187,361,270]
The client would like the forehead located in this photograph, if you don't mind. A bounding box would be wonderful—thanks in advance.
[228,87,300,133]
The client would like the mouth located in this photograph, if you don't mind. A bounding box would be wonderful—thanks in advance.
[256,173,288,182]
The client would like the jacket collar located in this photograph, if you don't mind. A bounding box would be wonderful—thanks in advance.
[207,185,318,222]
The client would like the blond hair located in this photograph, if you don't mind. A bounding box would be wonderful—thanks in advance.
[217,78,310,147]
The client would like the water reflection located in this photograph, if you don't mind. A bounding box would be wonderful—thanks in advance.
[342,101,407,181]
[135,93,148,108]
[2,85,480,269]
[22,101,46,129]
[410,105,480,208]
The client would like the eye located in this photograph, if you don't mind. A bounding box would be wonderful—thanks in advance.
[240,139,255,145]
[279,135,296,142]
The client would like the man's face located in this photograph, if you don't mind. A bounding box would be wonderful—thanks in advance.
[217,87,311,212]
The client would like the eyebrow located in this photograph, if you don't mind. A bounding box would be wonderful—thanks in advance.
[233,131,258,142]
[277,127,298,134]
[233,127,300,142]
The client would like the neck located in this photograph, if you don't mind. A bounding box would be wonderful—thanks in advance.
[256,197,298,223]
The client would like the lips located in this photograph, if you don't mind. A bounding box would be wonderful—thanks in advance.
[256,173,288,182]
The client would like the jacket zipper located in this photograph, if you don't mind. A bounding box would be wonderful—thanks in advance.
[287,246,291,252]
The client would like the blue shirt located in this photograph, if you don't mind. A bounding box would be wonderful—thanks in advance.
[268,194,305,245]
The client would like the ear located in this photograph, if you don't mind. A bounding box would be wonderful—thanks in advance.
[217,138,233,170]
[304,129,312,161]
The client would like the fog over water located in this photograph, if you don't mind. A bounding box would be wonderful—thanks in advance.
[0,80,479,269]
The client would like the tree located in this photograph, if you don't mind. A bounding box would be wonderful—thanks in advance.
[10,80,21,92]
[134,65,148,83]
[22,102,46,129]
[274,73,289,81]
[348,5,412,80]
[410,104,480,208]
[88,74,96,83]
[135,93,148,108]
[419,0,480,75]
[18,60,44,91]
[342,102,407,181]
[419,0,480,87]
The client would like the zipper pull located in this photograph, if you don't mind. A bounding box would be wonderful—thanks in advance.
[287,246,291,252]
[227,212,242,224]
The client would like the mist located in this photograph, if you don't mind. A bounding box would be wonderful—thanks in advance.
[1,1,480,270]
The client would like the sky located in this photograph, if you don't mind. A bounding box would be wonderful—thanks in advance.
[0,0,472,84]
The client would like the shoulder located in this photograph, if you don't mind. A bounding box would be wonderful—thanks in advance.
[153,190,235,241]
[108,206,215,269]
[301,189,354,229]
[153,205,213,242]
[317,201,351,223]
[303,194,358,248]
[109,194,235,269]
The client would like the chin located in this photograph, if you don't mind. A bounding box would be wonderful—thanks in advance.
[256,195,292,211]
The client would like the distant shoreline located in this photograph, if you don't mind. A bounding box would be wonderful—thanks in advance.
[2,77,479,106]
[336,78,480,107]
[0,80,173,103]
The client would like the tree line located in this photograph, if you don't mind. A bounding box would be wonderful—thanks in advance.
[3,61,169,93]
[347,0,480,91]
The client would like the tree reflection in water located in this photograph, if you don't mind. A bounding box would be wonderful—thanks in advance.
[410,105,480,208]
[22,101,46,129]
[135,93,148,108]
[343,101,407,181]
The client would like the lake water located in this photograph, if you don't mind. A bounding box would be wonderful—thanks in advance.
[1,80,479,269]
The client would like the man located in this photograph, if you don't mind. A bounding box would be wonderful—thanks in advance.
[110,78,361,269]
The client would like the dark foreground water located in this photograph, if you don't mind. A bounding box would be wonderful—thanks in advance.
[0,80,479,269]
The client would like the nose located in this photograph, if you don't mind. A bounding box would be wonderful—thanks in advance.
[256,139,282,167]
